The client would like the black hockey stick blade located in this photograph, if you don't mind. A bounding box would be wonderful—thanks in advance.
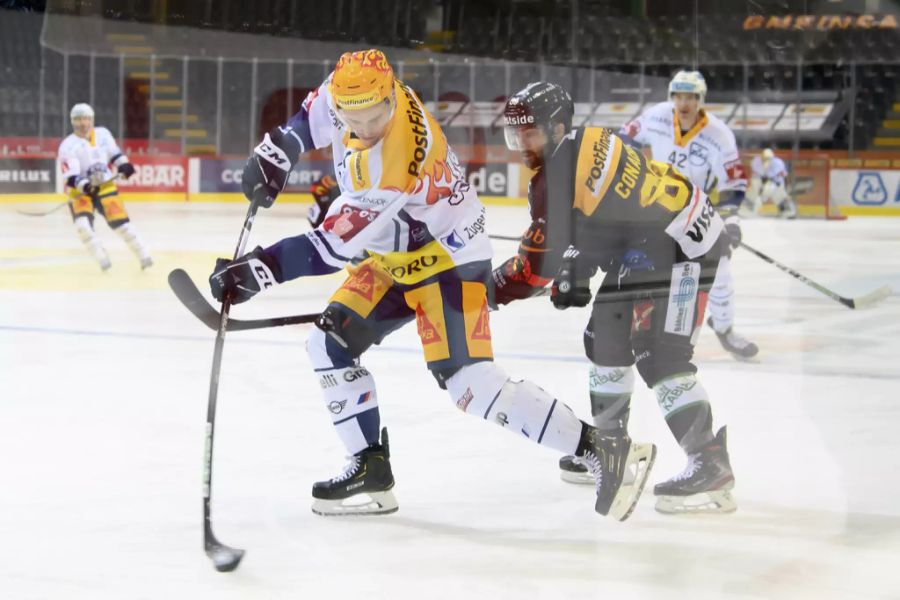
[168,268,221,330]
[206,534,245,572]
[168,268,321,331]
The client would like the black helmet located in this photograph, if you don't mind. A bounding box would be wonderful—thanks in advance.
[503,82,573,139]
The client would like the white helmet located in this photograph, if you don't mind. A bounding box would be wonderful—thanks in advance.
[668,71,707,103]
[70,103,95,123]
[762,148,774,161]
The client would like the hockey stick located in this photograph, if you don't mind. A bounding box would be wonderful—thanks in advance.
[740,241,892,309]
[16,201,69,217]
[490,234,522,242]
[168,268,321,331]
[198,198,266,573]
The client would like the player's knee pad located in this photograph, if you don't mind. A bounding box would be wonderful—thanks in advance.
[588,364,634,430]
[632,339,697,388]
[306,325,358,370]
[583,322,635,366]
[308,304,377,369]
[107,217,130,230]
[114,221,136,239]
[445,361,510,420]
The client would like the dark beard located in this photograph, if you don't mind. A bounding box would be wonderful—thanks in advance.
[522,151,543,170]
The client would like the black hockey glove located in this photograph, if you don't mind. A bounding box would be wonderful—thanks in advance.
[723,215,742,249]
[67,175,98,197]
[117,162,136,180]
[551,246,593,310]
[241,127,303,208]
[209,246,283,304]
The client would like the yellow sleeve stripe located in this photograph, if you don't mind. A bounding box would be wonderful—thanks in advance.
[594,136,622,203]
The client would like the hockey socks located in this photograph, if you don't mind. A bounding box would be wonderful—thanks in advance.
[315,365,381,455]
[652,372,714,453]
[446,362,584,455]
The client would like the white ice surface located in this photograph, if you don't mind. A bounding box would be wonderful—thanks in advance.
[2,202,899,600]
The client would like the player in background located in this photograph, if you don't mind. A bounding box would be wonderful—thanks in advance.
[620,71,758,359]
[494,82,737,514]
[208,50,656,521]
[748,148,795,218]
[58,103,152,271]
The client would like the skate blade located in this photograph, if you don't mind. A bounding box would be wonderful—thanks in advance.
[560,469,594,485]
[311,491,399,517]
[654,488,737,515]
[561,468,637,486]
[605,442,657,522]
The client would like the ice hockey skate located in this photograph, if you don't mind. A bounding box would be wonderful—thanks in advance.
[708,316,759,359]
[654,426,736,514]
[573,428,656,521]
[560,449,638,486]
[311,427,398,517]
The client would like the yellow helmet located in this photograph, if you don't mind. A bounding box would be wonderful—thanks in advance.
[330,49,395,111]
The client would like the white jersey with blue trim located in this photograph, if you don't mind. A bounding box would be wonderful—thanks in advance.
[621,101,747,204]
[291,75,491,284]
[57,127,124,186]
[750,155,788,186]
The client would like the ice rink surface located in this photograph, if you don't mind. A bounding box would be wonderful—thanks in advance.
[2,201,899,600]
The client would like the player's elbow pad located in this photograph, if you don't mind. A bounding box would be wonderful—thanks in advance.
[284,109,316,155]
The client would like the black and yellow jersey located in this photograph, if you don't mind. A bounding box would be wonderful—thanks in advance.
[492,127,723,305]
[571,127,693,223]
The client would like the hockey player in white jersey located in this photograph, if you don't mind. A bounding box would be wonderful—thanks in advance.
[748,148,794,218]
[58,103,152,271]
[620,71,758,359]
[208,50,655,521]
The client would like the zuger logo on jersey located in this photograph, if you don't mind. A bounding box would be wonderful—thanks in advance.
[664,262,699,336]
[463,209,486,240]
[440,229,466,252]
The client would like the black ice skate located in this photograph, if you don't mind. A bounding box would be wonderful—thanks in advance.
[311,427,398,517]
[708,316,759,359]
[573,428,656,521]
[654,426,736,514]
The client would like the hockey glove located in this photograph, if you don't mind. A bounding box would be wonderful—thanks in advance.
[66,175,98,198]
[723,215,742,249]
[117,162,136,180]
[551,246,592,310]
[209,246,283,304]
[241,127,303,208]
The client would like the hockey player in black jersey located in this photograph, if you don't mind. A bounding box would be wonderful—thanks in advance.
[493,82,737,514]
